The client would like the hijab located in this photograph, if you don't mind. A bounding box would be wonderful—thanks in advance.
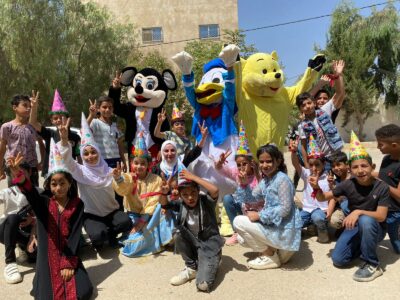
[159,140,179,179]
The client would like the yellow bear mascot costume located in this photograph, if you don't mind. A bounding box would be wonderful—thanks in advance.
[234,51,325,153]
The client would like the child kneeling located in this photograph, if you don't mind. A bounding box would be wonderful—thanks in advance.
[161,169,224,292]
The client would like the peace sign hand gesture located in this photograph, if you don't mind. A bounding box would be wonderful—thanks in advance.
[58,116,71,145]
[157,108,167,123]
[214,150,232,170]
[112,71,122,89]
[6,152,25,178]
[112,162,123,180]
[30,90,40,107]
[88,99,97,118]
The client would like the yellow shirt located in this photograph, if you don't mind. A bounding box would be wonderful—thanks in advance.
[112,173,163,215]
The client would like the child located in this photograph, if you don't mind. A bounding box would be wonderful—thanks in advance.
[59,114,132,250]
[327,151,351,230]
[290,136,330,243]
[154,104,192,158]
[88,96,126,209]
[0,92,43,186]
[8,147,93,299]
[0,163,36,284]
[315,132,390,282]
[375,124,400,254]
[161,169,224,292]
[112,132,174,257]
[29,89,81,178]
[296,60,345,168]
[233,144,302,269]
[215,121,260,245]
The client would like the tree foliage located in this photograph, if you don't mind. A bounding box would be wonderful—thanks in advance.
[318,1,400,139]
[0,0,138,125]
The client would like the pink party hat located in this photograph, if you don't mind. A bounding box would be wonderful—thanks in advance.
[307,135,323,159]
[47,138,68,177]
[236,120,252,156]
[80,112,96,147]
[171,103,184,121]
[132,131,150,159]
[50,89,68,115]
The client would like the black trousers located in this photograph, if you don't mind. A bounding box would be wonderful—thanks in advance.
[0,214,30,264]
[83,210,132,248]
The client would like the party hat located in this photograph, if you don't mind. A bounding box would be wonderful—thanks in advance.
[50,89,68,115]
[47,138,69,177]
[132,131,150,159]
[171,103,184,121]
[236,120,252,156]
[349,131,370,162]
[307,135,323,159]
[80,112,96,147]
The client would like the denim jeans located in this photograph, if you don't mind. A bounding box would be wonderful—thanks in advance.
[340,199,350,216]
[331,215,385,267]
[175,228,221,288]
[223,194,242,227]
[386,211,400,254]
[300,208,328,231]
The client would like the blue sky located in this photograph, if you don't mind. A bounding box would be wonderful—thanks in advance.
[238,0,399,85]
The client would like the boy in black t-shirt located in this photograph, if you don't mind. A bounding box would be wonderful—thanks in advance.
[160,168,224,293]
[313,132,390,282]
[375,124,400,254]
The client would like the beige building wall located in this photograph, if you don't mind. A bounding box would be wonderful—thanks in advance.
[86,0,238,59]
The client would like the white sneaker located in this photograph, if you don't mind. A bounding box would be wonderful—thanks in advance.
[170,267,197,286]
[4,263,22,284]
[248,252,281,270]
[278,249,295,264]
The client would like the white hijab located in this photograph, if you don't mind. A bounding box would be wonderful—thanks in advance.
[77,143,113,188]
[159,140,179,179]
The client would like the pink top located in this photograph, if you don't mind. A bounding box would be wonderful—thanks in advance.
[219,166,258,189]
[0,121,38,167]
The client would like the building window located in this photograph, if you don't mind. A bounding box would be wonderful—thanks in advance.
[199,24,220,39]
[142,27,163,43]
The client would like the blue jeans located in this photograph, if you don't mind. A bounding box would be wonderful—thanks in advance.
[223,194,242,227]
[386,211,400,254]
[340,199,350,216]
[300,208,328,231]
[331,215,385,267]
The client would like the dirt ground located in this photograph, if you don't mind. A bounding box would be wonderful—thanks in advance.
[1,143,400,299]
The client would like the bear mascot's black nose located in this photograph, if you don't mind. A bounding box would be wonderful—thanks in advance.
[135,84,144,94]
[275,73,281,79]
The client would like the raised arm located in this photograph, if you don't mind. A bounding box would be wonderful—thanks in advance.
[179,169,219,200]
[154,108,167,139]
[87,99,97,126]
[331,60,345,109]
[309,75,330,98]
[29,90,42,132]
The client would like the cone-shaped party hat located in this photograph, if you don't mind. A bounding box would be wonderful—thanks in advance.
[47,138,69,177]
[50,89,68,115]
[132,131,150,159]
[80,112,96,148]
[307,135,323,159]
[177,159,192,186]
[349,131,371,162]
[171,103,184,121]
[236,120,252,156]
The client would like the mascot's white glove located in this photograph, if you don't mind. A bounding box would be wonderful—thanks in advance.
[219,44,240,68]
[171,51,193,75]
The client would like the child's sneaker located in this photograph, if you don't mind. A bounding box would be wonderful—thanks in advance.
[4,263,22,284]
[277,249,295,264]
[16,247,29,264]
[170,267,197,286]
[197,281,210,292]
[317,229,330,243]
[225,233,238,246]
[352,263,383,282]
[248,252,281,270]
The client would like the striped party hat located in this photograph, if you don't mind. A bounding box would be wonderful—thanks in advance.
[307,135,323,159]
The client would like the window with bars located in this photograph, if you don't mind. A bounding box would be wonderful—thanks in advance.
[142,27,163,43]
[199,24,220,39]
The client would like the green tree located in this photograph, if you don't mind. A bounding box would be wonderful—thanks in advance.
[318,1,400,139]
[0,0,137,126]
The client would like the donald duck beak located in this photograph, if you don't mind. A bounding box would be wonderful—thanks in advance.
[195,83,224,105]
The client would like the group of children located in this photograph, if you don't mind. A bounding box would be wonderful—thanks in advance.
[0,58,400,299]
